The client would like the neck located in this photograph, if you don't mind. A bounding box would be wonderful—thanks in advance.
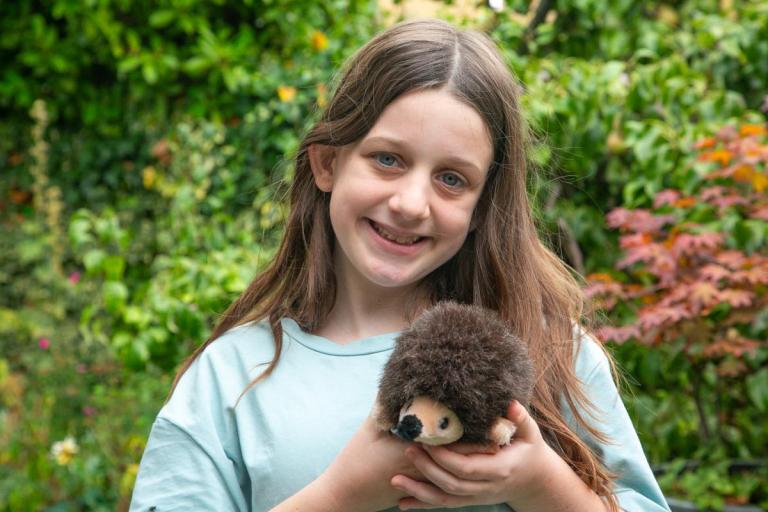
[314,263,428,345]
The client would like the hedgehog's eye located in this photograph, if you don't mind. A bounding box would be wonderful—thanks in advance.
[439,417,450,430]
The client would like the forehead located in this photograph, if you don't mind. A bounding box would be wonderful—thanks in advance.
[361,88,493,173]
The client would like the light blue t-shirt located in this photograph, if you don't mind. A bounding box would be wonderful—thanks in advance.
[129,318,670,511]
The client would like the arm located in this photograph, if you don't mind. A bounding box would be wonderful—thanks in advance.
[130,417,248,512]
[569,336,670,511]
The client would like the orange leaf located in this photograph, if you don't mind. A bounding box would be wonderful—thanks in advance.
[732,164,755,183]
[739,124,767,137]
[673,197,697,208]
[694,137,716,149]
[587,273,615,283]
[752,172,768,193]
[689,281,720,309]
[700,149,732,166]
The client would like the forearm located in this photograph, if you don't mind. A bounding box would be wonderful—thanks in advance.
[268,475,346,512]
[507,446,610,512]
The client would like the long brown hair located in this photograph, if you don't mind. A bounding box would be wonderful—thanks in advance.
[170,18,619,509]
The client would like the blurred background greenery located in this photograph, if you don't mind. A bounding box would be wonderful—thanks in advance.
[1,0,766,510]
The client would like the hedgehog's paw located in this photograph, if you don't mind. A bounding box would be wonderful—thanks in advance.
[489,417,517,446]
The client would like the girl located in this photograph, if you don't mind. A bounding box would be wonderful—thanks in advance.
[130,19,670,512]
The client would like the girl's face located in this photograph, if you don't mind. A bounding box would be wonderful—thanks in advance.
[311,88,493,294]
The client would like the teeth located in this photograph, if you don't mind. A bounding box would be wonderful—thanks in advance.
[372,222,422,245]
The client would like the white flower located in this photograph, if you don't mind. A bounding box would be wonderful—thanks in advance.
[488,0,504,12]
[51,436,79,465]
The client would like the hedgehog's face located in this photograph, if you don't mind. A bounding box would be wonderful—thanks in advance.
[391,396,464,446]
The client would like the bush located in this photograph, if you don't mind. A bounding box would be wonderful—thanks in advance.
[586,124,768,506]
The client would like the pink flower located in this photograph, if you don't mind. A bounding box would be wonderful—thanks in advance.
[82,406,96,417]
[76,364,87,374]
[68,272,81,284]
[39,338,50,350]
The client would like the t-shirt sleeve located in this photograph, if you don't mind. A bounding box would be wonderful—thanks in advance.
[571,334,671,512]
[129,335,251,512]
[129,417,248,512]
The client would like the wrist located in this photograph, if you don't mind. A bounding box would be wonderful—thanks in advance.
[269,474,350,512]
[505,442,562,507]
[506,444,608,512]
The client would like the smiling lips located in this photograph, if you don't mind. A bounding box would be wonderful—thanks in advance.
[368,219,425,246]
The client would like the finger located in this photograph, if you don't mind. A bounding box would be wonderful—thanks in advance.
[505,400,540,442]
[391,475,469,509]
[410,445,492,486]
[445,442,500,455]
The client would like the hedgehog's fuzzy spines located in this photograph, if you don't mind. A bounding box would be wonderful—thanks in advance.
[377,302,535,444]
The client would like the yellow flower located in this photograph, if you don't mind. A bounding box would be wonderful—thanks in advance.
[51,436,79,465]
[311,31,329,51]
[277,85,297,103]
[142,166,157,188]
[316,83,328,108]
[752,172,768,193]
[120,463,140,496]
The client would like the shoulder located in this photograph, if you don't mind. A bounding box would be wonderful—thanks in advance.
[159,320,278,423]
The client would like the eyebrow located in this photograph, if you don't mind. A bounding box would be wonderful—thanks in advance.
[362,135,485,175]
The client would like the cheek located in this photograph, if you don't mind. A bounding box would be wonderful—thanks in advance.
[439,204,476,243]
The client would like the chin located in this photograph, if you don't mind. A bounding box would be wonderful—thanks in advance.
[365,265,424,289]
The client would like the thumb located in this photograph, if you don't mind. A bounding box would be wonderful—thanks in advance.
[505,400,540,442]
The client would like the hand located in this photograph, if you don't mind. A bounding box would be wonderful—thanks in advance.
[313,414,426,512]
[390,401,557,510]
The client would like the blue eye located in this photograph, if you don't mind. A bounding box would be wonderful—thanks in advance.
[374,153,398,167]
[439,172,464,188]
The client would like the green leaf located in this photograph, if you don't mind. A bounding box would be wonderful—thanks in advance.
[746,369,768,412]
[83,249,106,274]
[149,10,175,28]
[102,255,125,280]
[103,281,128,314]
[142,62,158,84]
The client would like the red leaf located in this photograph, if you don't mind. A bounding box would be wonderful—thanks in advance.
[710,194,749,210]
[606,208,676,233]
[702,336,761,358]
[698,264,731,282]
[638,304,691,330]
[617,244,678,283]
[699,186,727,201]
[654,189,681,208]
[595,325,640,344]
[731,266,768,285]
[670,232,724,257]
[715,250,747,270]
[718,289,755,308]
[750,204,768,220]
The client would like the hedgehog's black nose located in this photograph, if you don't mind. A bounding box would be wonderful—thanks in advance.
[392,414,422,441]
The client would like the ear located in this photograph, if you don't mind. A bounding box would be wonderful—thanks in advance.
[308,144,336,192]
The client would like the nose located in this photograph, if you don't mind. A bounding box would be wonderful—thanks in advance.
[392,414,423,441]
[388,174,431,221]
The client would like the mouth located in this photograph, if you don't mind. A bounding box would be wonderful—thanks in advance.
[368,219,426,246]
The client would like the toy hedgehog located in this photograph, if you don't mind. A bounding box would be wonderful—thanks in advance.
[374,302,535,446]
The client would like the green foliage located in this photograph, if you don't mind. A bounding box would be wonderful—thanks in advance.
[1,0,375,211]
[492,0,768,272]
